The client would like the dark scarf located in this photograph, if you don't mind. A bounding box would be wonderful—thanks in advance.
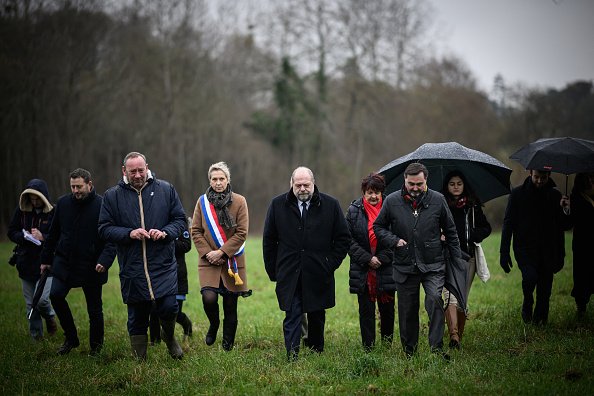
[401,185,427,210]
[206,185,237,229]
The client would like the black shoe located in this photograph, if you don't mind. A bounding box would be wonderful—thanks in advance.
[57,338,80,355]
[432,349,450,361]
[449,338,460,350]
[181,316,193,337]
[521,308,532,324]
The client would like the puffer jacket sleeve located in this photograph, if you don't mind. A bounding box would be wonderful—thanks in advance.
[346,203,373,267]
[161,185,186,241]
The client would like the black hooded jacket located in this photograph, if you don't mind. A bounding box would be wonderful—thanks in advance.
[7,179,54,282]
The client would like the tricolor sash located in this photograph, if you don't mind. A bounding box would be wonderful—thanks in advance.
[200,194,244,285]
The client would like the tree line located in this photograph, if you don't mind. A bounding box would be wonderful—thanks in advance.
[1,0,593,237]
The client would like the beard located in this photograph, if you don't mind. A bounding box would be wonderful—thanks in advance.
[297,191,311,202]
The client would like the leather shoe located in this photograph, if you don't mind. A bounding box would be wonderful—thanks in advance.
[57,338,80,355]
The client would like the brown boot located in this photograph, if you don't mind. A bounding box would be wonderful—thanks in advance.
[457,310,467,339]
[445,305,459,349]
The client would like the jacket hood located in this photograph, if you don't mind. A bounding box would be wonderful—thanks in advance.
[19,179,53,213]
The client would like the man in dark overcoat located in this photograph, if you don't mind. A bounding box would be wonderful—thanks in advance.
[263,166,350,360]
[98,152,187,361]
[374,163,461,360]
[500,170,571,325]
[40,168,116,356]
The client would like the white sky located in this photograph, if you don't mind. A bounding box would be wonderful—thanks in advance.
[428,0,594,92]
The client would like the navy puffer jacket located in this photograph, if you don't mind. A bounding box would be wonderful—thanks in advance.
[98,172,186,304]
[7,179,54,282]
[346,196,395,294]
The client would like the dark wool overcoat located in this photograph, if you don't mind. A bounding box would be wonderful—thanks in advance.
[40,188,116,287]
[98,172,187,304]
[263,186,350,312]
[346,196,395,295]
[500,176,571,273]
[8,179,54,282]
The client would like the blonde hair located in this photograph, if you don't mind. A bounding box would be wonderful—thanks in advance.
[208,162,231,182]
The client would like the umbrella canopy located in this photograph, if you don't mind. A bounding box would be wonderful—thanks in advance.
[378,142,512,203]
[28,267,50,319]
[509,137,594,175]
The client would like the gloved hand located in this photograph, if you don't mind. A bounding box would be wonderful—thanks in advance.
[500,252,513,273]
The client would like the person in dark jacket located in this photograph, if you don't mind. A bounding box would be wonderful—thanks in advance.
[98,152,187,361]
[40,168,116,356]
[149,216,193,344]
[8,179,58,341]
[561,172,594,318]
[440,170,491,349]
[500,170,571,325]
[263,166,350,361]
[347,172,395,350]
[374,163,461,360]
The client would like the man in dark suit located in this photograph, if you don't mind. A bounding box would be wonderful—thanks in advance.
[263,166,350,361]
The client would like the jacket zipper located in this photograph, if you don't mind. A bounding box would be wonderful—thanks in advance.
[136,185,155,301]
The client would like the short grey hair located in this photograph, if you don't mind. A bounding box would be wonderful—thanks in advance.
[123,152,147,168]
[208,162,231,182]
[291,166,315,184]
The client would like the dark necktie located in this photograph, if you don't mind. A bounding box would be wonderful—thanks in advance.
[301,202,308,228]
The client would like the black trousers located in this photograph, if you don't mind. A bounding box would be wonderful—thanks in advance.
[127,294,178,336]
[520,264,553,324]
[357,287,395,348]
[50,276,103,351]
[283,278,325,355]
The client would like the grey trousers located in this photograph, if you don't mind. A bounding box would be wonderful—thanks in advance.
[396,271,445,355]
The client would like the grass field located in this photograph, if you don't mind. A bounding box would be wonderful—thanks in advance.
[0,234,592,395]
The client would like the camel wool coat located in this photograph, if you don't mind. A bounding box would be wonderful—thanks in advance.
[191,192,249,292]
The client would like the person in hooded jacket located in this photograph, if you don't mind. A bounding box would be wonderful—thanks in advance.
[8,179,58,341]
[500,170,571,325]
[347,172,395,350]
[40,168,116,356]
[99,152,187,361]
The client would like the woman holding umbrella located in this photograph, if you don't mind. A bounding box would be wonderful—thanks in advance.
[346,172,395,350]
[562,172,594,317]
[440,170,491,349]
[191,162,251,351]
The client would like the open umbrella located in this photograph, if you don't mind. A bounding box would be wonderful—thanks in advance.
[510,137,594,175]
[510,137,594,193]
[28,267,50,319]
[379,142,512,203]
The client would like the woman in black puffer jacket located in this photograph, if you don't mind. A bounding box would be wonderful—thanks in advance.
[347,173,395,350]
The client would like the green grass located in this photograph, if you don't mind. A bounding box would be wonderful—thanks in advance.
[0,234,593,395]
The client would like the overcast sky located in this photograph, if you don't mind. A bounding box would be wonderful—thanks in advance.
[428,0,594,92]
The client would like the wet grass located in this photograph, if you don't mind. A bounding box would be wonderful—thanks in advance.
[0,234,592,395]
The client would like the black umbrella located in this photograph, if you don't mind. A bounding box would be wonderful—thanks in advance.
[28,267,50,319]
[444,249,469,316]
[510,137,594,194]
[379,142,512,203]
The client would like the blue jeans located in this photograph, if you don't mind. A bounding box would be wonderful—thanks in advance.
[21,277,55,341]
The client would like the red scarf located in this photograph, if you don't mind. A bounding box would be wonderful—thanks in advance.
[362,196,382,249]
[363,196,393,303]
